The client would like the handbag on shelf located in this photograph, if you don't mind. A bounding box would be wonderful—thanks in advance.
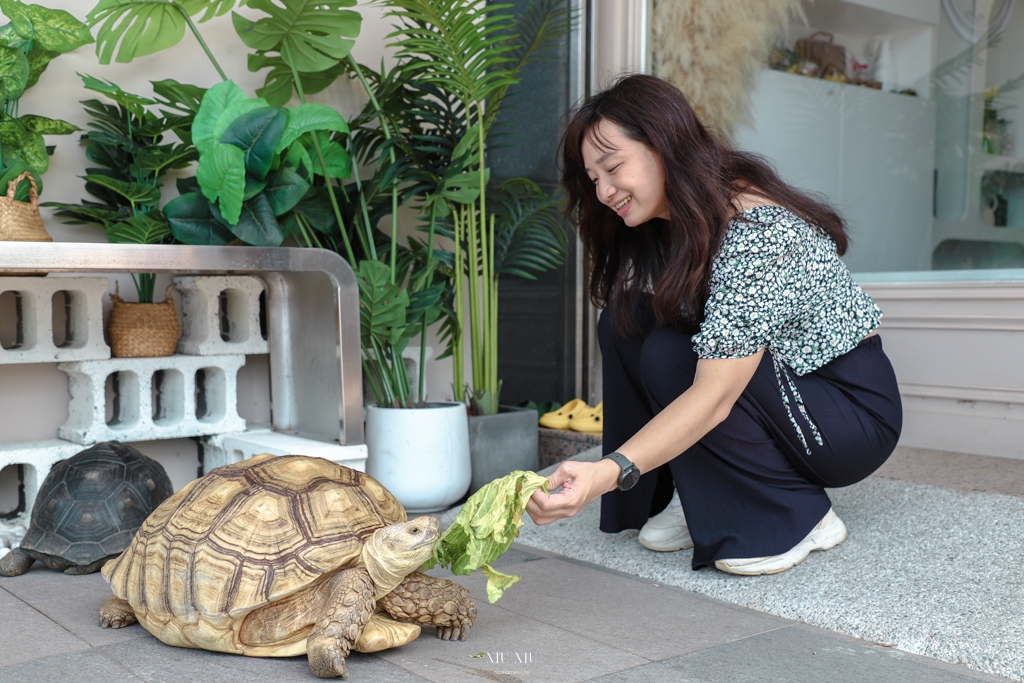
[0,172,51,243]
[795,31,846,78]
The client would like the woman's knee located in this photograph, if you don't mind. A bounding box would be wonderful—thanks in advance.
[639,327,699,408]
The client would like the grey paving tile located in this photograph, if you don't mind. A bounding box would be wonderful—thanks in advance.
[468,556,786,661]
[589,626,1011,683]
[0,649,142,683]
[0,583,90,667]
[0,566,149,646]
[378,593,648,683]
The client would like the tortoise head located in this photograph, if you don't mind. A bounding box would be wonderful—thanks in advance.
[362,516,440,597]
[374,516,439,567]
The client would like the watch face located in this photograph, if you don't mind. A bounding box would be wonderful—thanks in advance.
[620,466,641,491]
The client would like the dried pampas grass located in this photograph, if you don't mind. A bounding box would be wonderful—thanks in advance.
[651,0,804,141]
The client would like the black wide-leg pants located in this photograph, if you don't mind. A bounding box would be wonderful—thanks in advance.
[598,300,903,569]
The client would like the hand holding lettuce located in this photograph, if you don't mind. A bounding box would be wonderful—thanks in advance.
[422,471,549,603]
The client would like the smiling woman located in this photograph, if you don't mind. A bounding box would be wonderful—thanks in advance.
[527,74,902,577]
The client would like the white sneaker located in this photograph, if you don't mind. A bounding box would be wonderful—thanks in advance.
[714,508,847,576]
[638,491,693,551]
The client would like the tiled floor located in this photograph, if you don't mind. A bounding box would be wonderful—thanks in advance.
[0,446,1020,683]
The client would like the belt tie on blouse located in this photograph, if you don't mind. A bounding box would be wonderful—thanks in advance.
[771,354,823,456]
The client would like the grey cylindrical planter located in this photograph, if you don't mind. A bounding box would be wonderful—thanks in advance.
[468,405,539,493]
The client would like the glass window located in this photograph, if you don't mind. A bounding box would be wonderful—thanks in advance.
[733,0,1024,274]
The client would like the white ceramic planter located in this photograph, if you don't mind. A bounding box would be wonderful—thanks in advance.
[365,402,471,514]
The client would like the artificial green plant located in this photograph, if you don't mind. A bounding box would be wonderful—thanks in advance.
[379,0,572,414]
[0,0,91,199]
[45,76,204,302]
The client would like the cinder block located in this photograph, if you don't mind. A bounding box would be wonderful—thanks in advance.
[0,440,86,527]
[0,277,110,364]
[174,275,268,355]
[202,428,367,474]
[57,355,246,444]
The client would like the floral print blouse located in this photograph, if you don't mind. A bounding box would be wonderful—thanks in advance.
[691,205,882,453]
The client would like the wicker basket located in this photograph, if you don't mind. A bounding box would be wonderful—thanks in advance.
[0,172,51,243]
[0,172,51,276]
[107,282,181,358]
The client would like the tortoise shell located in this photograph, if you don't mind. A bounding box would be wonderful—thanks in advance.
[102,454,406,655]
[21,441,173,570]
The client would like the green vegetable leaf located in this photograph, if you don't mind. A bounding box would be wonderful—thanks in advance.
[232,0,362,73]
[422,470,549,602]
[164,191,236,245]
[0,45,29,100]
[192,80,249,155]
[220,105,288,180]
[276,102,349,152]
[197,142,246,224]
[263,167,309,215]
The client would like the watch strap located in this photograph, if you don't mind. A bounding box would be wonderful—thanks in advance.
[602,451,634,475]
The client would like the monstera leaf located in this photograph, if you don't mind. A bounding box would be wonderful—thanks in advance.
[232,0,361,98]
[88,0,245,64]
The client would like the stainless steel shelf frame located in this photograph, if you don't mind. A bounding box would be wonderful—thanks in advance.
[0,243,363,445]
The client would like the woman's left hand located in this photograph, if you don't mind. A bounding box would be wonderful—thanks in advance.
[525,458,620,525]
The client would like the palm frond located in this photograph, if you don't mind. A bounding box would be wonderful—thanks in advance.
[490,178,567,279]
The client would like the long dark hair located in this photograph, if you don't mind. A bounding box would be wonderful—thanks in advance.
[561,74,848,335]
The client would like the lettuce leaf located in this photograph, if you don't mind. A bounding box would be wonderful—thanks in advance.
[422,470,549,602]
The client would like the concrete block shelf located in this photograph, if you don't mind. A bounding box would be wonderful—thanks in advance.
[202,428,367,474]
[58,354,247,444]
[174,275,268,356]
[0,439,88,533]
[0,277,110,364]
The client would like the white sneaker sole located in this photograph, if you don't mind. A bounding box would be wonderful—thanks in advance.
[638,493,693,552]
[714,509,848,576]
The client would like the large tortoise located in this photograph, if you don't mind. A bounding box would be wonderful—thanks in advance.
[99,454,476,679]
[0,441,173,577]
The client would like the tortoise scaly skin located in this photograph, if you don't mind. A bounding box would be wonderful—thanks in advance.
[98,454,475,679]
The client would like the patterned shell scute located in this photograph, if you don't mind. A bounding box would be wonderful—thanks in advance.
[104,454,406,624]
[20,442,173,566]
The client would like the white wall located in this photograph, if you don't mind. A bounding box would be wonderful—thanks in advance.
[0,1,462,504]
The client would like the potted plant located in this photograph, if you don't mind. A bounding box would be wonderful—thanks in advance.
[376,0,572,491]
[0,0,91,243]
[86,0,471,510]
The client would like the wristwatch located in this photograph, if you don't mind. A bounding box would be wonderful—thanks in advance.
[602,452,641,491]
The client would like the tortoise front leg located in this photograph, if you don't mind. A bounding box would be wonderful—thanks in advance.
[0,548,34,576]
[377,571,476,641]
[306,567,375,679]
[99,596,137,628]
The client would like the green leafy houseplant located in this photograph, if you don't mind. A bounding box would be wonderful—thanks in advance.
[377,0,572,415]
[163,79,351,248]
[0,0,91,198]
[45,76,203,302]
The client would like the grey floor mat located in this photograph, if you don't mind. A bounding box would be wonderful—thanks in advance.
[516,473,1024,683]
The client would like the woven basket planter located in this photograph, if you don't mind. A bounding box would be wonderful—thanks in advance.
[107,282,181,358]
[0,172,51,276]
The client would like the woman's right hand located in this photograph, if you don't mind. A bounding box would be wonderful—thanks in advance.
[525,458,620,525]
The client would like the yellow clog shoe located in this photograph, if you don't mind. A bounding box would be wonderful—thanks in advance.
[568,401,603,433]
[539,398,589,430]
